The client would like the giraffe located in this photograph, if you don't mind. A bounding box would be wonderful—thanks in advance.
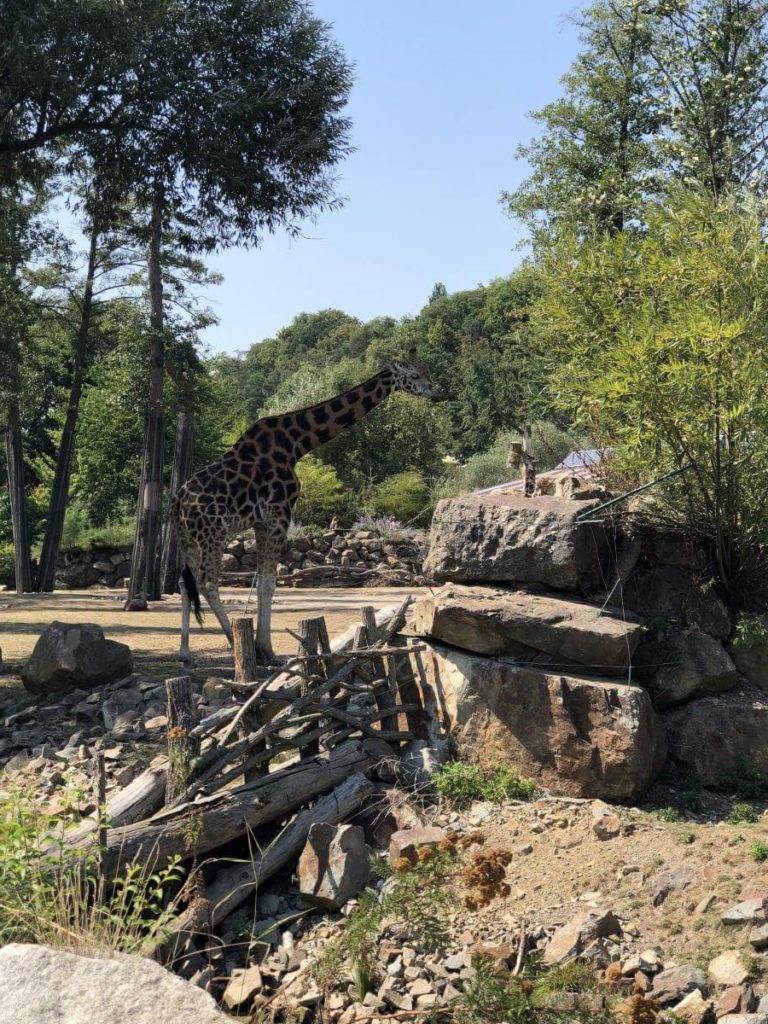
[171,351,441,665]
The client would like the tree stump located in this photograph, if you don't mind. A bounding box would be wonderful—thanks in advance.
[165,675,199,804]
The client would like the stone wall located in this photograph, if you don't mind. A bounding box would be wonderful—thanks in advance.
[54,529,426,590]
[411,487,767,798]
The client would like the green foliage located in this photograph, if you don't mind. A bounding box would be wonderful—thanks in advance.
[532,960,598,1002]
[729,803,759,825]
[733,615,768,649]
[432,761,535,807]
[0,541,14,583]
[0,785,183,953]
[750,841,768,863]
[723,758,768,801]
[656,807,681,823]
[294,456,356,528]
[364,471,432,528]
[60,501,134,552]
[536,188,768,604]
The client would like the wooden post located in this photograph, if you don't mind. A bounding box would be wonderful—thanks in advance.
[94,751,106,878]
[297,616,325,758]
[165,675,199,804]
[522,425,536,497]
[233,617,258,683]
[161,410,195,594]
[233,617,267,780]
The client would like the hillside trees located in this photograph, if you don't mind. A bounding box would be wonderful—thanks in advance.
[536,188,768,604]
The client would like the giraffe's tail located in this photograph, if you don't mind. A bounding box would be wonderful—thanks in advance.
[181,564,204,627]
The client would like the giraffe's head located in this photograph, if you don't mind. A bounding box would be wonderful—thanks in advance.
[389,349,442,401]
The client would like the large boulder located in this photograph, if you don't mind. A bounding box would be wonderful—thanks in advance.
[729,617,768,691]
[0,943,228,1024]
[410,584,642,672]
[424,492,614,592]
[297,822,371,910]
[412,642,666,799]
[21,621,133,696]
[623,562,731,639]
[635,627,738,709]
[664,686,768,786]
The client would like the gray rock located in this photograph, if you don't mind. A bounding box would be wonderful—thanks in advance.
[410,584,642,670]
[647,965,707,1005]
[298,822,370,910]
[414,642,666,799]
[651,864,696,906]
[424,492,613,592]
[0,943,228,1024]
[623,563,730,638]
[21,622,133,696]
[399,740,444,791]
[722,899,768,925]
[637,627,738,709]
[664,689,768,787]
[543,909,622,965]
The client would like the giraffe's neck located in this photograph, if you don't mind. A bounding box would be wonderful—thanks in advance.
[286,368,399,456]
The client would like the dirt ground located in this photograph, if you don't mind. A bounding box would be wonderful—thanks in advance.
[0,585,416,680]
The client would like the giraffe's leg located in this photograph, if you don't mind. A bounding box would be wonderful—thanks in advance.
[179,572,192,663]
[201,583,233,646]
[254,568,277,664]
[253,529,283,665]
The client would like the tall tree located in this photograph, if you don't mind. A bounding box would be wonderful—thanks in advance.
[639,0,768,198]
[105,0,352,602]
[503,0,659,240]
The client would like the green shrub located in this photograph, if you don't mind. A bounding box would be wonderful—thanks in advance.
[364,470,432,528]
[729,803,758,825]
[733,614,768,648]
[656,806,681,822]
[0,784,184,953]
[433,761,535,807]
[723,758,768,800]
[750,840,768,863]
[0,541,14,584]
[294,455,356,528]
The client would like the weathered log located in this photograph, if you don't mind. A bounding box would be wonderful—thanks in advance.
[73,741,372,876]
[166,675,199,804]
[62,758,168,848]
[160,771,374,959]
[297,617,325,757]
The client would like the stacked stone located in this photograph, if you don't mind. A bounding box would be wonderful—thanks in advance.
[221,528,425,587]
[56,546,132,589]
[410,488,762,800]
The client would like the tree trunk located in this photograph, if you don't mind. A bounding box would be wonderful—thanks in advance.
[5,388,31,594]
[36,220,99,591]
[129,190,166,602]
[161,410,194,594]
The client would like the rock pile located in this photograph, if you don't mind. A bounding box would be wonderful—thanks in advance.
[50,528,425,590]
[412,488,765,797]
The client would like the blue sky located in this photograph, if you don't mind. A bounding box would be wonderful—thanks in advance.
[203,1,581,355]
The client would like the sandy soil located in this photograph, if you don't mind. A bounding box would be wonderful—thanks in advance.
[0,585,416,679]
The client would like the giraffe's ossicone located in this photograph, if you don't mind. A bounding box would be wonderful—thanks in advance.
[171,351,441,665]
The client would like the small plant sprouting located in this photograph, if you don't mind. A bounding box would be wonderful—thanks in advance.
[656,806,681,823]
[729,803,758,825]
[723,758,768,801]
[750,840,768,863]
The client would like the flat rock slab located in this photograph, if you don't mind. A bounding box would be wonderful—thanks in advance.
[664,688,768,787]
[298,822,370,911]
[0,943,228,1024]
[410,584,642,670]
[413,642,666,800]
[424,493,613,592]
